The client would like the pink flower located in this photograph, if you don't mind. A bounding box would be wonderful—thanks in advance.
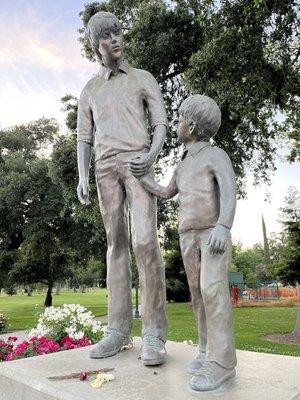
[78,337,92,347]
[61,336,74,349]
[5,353,14,361]
[14,341,29,356]
[8,336,18,342]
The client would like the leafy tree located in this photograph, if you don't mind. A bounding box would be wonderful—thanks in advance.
[0,119,60,294]
[50,131,107,283]
[0,119,76,306]
[231,243,265,282]
[69,257,104,291]
[76,0,299,195]
[271,186,300,285]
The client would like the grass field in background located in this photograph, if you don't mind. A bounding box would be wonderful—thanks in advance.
[132,304,299,357]
[0,289,113,331]
[0,290,299,356]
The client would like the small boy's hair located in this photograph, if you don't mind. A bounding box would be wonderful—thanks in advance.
[87,12,122,61]
[179,95,221,140]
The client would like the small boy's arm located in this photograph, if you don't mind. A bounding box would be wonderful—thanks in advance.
[213,150,237,230]
[140,173,178,199]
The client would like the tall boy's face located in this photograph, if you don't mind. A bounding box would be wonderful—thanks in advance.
[98,20,124,62]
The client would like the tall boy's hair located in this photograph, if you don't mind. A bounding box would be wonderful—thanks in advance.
[179,95,221,140]
[87,11,122,61]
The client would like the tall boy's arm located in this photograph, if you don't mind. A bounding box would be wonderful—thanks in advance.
[129,125,166,177]
[128,71,167,177]
[213,149,237,229]
[140,173,178,199]
[77,86,93,205]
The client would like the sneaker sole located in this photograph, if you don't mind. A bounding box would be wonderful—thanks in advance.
[89,348,122,359]
[89,341,131,359]
[190,369,236,391]
[143,358,166,366]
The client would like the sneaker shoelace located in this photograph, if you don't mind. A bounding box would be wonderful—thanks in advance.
[195,361,213,377]
[143,335,164,350]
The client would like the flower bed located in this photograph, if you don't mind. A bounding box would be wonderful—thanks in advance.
[0,304,106,362]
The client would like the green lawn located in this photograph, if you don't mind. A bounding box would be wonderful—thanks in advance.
[1,291,299,357]
[133,303,299,357]
[0,289,112,331]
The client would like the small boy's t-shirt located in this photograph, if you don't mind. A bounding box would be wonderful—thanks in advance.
[176,143,236,233]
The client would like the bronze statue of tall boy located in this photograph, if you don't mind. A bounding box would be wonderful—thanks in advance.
[130,95,237,391]
[76,11,168,366]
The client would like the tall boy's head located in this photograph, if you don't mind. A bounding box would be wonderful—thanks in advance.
[87,12,124,62]
[178,95,221,143]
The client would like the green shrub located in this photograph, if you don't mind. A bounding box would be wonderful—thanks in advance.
[0,313,8,333]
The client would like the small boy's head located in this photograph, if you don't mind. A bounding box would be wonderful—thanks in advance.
[178,95,221,143]
[87,12,123,61]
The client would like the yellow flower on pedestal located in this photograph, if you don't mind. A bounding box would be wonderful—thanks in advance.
[91,373,115,388]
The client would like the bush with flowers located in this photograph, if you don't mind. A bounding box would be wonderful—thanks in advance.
[0,313,8,333]
[28,304,106,344]
[0,304,107,362]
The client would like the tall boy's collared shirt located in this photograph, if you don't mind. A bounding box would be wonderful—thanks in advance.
[174,143,236,233]
[77,60,168,162]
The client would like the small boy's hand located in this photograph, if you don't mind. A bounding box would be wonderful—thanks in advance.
[128,153,155,177]
[207,225,230,255]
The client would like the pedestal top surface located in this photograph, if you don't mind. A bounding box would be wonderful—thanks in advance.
[0,338,299,400]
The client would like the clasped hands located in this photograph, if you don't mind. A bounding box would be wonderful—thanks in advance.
[127,153,156,177]
[77,153,155,205]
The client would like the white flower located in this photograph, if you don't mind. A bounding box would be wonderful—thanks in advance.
[72,331,84,340]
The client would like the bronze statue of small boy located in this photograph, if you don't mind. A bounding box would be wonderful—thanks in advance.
[130,94,237,391]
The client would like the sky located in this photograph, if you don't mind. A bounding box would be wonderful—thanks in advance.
[0,0,299,247]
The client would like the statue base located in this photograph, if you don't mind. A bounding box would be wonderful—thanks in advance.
[0,338,299,400]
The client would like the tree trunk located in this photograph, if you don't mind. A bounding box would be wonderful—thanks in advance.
[55,284,61,295]
[292,284,300,339]
[44,284,53,307]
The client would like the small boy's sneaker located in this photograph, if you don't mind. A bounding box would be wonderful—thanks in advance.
[187,351,206,374]
[189,361,236,391]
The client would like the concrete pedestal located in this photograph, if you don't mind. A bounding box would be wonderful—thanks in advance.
[0,338,299,400]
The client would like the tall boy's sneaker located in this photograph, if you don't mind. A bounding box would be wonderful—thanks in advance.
[141,334,166,366]
[189,361,236,391]
[187,352,206,374]
[89,329,131,359]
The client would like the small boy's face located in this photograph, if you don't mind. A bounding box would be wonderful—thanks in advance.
[177,115,194,144]
[98,21,124,62]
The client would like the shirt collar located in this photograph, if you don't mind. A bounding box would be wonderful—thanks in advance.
[98,59,130,80]
[185,141,210,158]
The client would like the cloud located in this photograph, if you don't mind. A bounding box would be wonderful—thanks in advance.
[0,3,97,128]
[0,8,91,72]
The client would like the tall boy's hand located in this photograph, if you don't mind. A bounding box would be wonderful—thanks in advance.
[128,153,155,177]
[77,178,90,205]
[207,224,230,255]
